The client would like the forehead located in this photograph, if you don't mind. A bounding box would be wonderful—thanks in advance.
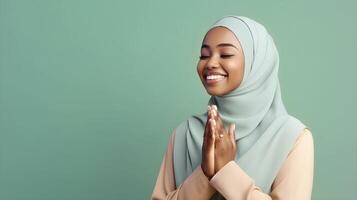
[203,26,242,48]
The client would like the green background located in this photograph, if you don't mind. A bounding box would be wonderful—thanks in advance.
[1,0,356,199]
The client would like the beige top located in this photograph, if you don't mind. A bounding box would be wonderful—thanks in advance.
[151,128,314,200]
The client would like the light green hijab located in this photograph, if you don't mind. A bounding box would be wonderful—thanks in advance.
[173,15,307,198]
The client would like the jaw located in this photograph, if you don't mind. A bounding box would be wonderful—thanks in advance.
[205,84,228,96]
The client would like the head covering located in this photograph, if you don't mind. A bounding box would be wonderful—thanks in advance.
[173,15,307,198]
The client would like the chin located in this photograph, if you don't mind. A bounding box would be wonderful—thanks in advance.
[205,88,227,97]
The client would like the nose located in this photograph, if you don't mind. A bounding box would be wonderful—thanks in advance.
[205,55,220,69]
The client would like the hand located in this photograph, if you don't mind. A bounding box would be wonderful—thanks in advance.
[201,105,237,180]
[201,105,216,180]
[211,105,237,174]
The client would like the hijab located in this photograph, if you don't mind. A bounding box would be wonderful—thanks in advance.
[173,15,307,198]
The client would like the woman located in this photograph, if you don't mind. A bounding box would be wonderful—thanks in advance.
[151,15,314,200]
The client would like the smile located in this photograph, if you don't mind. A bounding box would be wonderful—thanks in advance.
[205,74,227,85]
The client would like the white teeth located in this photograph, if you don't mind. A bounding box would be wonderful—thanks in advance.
[206,75,226,80]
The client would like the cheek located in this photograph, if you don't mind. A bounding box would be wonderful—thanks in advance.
[226,63,244,86]
[197,62,204,78]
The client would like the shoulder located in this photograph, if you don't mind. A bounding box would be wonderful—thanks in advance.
[272,128,314,195]
[171,119,187,139]
[170,115,205,145]
[289,128,314,156]
[169,118,189,145]
[172,115,202,136]
[169,128,177,147]
[296,128,313,146]
[285,115,314,151]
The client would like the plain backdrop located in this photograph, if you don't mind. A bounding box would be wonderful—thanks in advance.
[1,0,356,199]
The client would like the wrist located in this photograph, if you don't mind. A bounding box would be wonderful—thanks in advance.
[201,164,214,180]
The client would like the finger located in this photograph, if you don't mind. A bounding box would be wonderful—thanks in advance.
[203,117,214,152]
[210,118,219,139]
[212,105,225,134]
[204,107,212,142]
[210,108,222,141]
[210,118,215,135]
[207,119,216,146]
[209,107,216,121]
[207,107,216,140]
[233,124,236,141]
[208,106,216,134]
[212,105,217,111]
[229,124,237,149]
[209,118,216,144]
[208,105,216,122]
[229,123,235,141]
[211,105,221,126]
[207,105,212,118]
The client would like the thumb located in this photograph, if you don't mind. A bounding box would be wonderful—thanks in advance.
[229,123,236,141]
[209,119,216,146]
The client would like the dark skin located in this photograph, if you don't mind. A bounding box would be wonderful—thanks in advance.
[197,27,245,97]
[197,27,245,179]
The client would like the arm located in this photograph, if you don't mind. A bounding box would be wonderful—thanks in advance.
[209,128,314,200]
[151,130,216,200]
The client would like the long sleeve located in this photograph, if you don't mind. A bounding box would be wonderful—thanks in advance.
[151,129,216,200]
[209,128,314,200]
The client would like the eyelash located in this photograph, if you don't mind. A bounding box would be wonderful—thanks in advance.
[199,55,234,60]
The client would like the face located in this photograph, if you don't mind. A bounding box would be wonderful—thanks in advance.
[197,26,245,96]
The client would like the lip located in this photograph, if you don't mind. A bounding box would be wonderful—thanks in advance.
[204,71,228,77]
[204,74,227,85]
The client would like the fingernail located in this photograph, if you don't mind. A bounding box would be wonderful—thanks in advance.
[213,105,217,110]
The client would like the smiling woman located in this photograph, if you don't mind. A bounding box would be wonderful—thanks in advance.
[197,27,245,97]
[151,15,314,200]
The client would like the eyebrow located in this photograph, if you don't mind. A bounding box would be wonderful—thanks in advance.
[201,43,239,50]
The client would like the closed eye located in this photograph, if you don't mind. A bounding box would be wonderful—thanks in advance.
[199,55,209,60]
[221,54,234,58]
[199,54,234,60]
